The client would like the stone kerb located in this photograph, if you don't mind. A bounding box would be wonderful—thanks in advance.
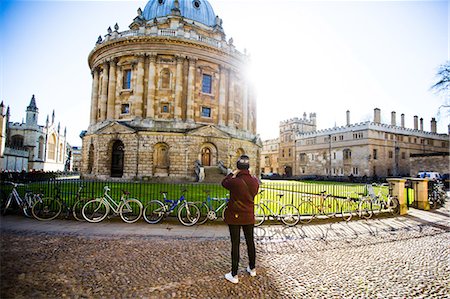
[386,178,408,215]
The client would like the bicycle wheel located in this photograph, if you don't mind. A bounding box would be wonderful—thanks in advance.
[32,197,62,221]
[323,197,339,217]
[359,199,373,219]
[254,204,265,227]
[280,204,300,226]
[389,197,400,215]
[177,203,200,226]
[119,198,143,223]
[195,202,210,225]
[143,200,165,224]
[221,206,227,221]
[72,199,87,221]
[340,200,354,222]
[297,201,314,224]
[1,195,13,215]
[82,199,109,223]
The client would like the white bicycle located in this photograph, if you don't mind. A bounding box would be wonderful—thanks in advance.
[82,186,143,223]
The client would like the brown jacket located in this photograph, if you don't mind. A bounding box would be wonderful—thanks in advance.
[221,170,260,225]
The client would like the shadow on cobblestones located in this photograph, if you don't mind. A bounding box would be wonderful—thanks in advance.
[1,205,449,298]
[1,231,282,298]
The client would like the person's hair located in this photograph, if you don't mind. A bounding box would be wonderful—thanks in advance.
[236,155,250,170]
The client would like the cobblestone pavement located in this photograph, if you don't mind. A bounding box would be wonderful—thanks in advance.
[1,205,449,298]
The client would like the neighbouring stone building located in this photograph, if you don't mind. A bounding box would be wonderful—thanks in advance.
[81,0,260,181]
[0,96,68,172]
[294,109,449,179]
[260,138,280,175]
[277,113,316,176]
[409,152,449,176]
[260,108,450,178]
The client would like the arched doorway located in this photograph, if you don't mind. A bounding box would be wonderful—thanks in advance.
[153,142,169,176]
[285,166,292,177]
[201,147,211,166]
[111,140,124,177]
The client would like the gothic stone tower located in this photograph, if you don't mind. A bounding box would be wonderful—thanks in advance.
[81,0,260,180]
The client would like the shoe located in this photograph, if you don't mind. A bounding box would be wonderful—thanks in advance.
[246,266,256,277]
[225,272,238,284]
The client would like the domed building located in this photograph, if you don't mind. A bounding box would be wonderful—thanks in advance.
[81,0,260,180]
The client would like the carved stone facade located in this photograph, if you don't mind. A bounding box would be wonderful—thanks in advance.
[81,0,260,180]
[260,138,280,175]
[278,113,316,176]
[0,96,68,171]
[293,109,449,179]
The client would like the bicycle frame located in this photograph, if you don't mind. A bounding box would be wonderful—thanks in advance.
[100,191,126,214]
[258,200,282,218]
[4,184,38,216]
[162,193,187,214]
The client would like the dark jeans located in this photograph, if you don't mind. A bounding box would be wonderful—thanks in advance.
[228,224,256,276]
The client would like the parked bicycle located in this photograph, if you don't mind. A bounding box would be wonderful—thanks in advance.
[143,188,200,226]
[32,185,90,221]
[254,190,300,227]
[195,190,229,225]
[340,192,373,221]
[367,185,399,217]
[82,186,143,223]
[1,182,41,217]
[429,180,446,209]
[297,191,340,224]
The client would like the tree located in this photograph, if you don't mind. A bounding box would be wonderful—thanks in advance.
[432,61,450,94]
[431,61,450,120]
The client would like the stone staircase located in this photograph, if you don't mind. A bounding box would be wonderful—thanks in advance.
[202,166,226,184]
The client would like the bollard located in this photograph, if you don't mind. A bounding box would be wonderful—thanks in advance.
[386,178,408,215]
[409,178,430,210]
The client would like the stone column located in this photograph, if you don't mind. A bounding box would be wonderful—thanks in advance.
[89,68,99,125]
[386,178,408,215]
[410,178,430,210]
[186,57,196,122]
[106,59,117,120]
[174,56,184,120]
[115,67,123,119]
[134,55,145,117]
[227,71,235,126]
[250,89,257,133]
[242,81,249,131]
[218,66,227,126]
[99,62,109,121]
[146,54,157,119]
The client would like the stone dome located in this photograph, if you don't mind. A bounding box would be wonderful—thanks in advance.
[143,0,217,27]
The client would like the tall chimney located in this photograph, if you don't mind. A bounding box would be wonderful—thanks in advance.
[374,108,381,124]
[401,113,405,128]
[346,110,350,126]
[431,118,437,133]
[391,111,396,126]
[413,115,418,130]
[420,118,424,131]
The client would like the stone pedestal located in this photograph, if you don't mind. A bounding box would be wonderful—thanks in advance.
[386,178,408,215]
[409,178,430,210]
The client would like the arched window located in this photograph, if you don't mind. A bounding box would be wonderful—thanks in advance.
[160,69,171,89]
[48,134,56,160]
[59,143,64,162]
[11,135,24,148]
[154,143,169,168]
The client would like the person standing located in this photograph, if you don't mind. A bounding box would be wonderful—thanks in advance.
[221,155,260,284]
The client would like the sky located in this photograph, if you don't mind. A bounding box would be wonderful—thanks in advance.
[0,0,449,147]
